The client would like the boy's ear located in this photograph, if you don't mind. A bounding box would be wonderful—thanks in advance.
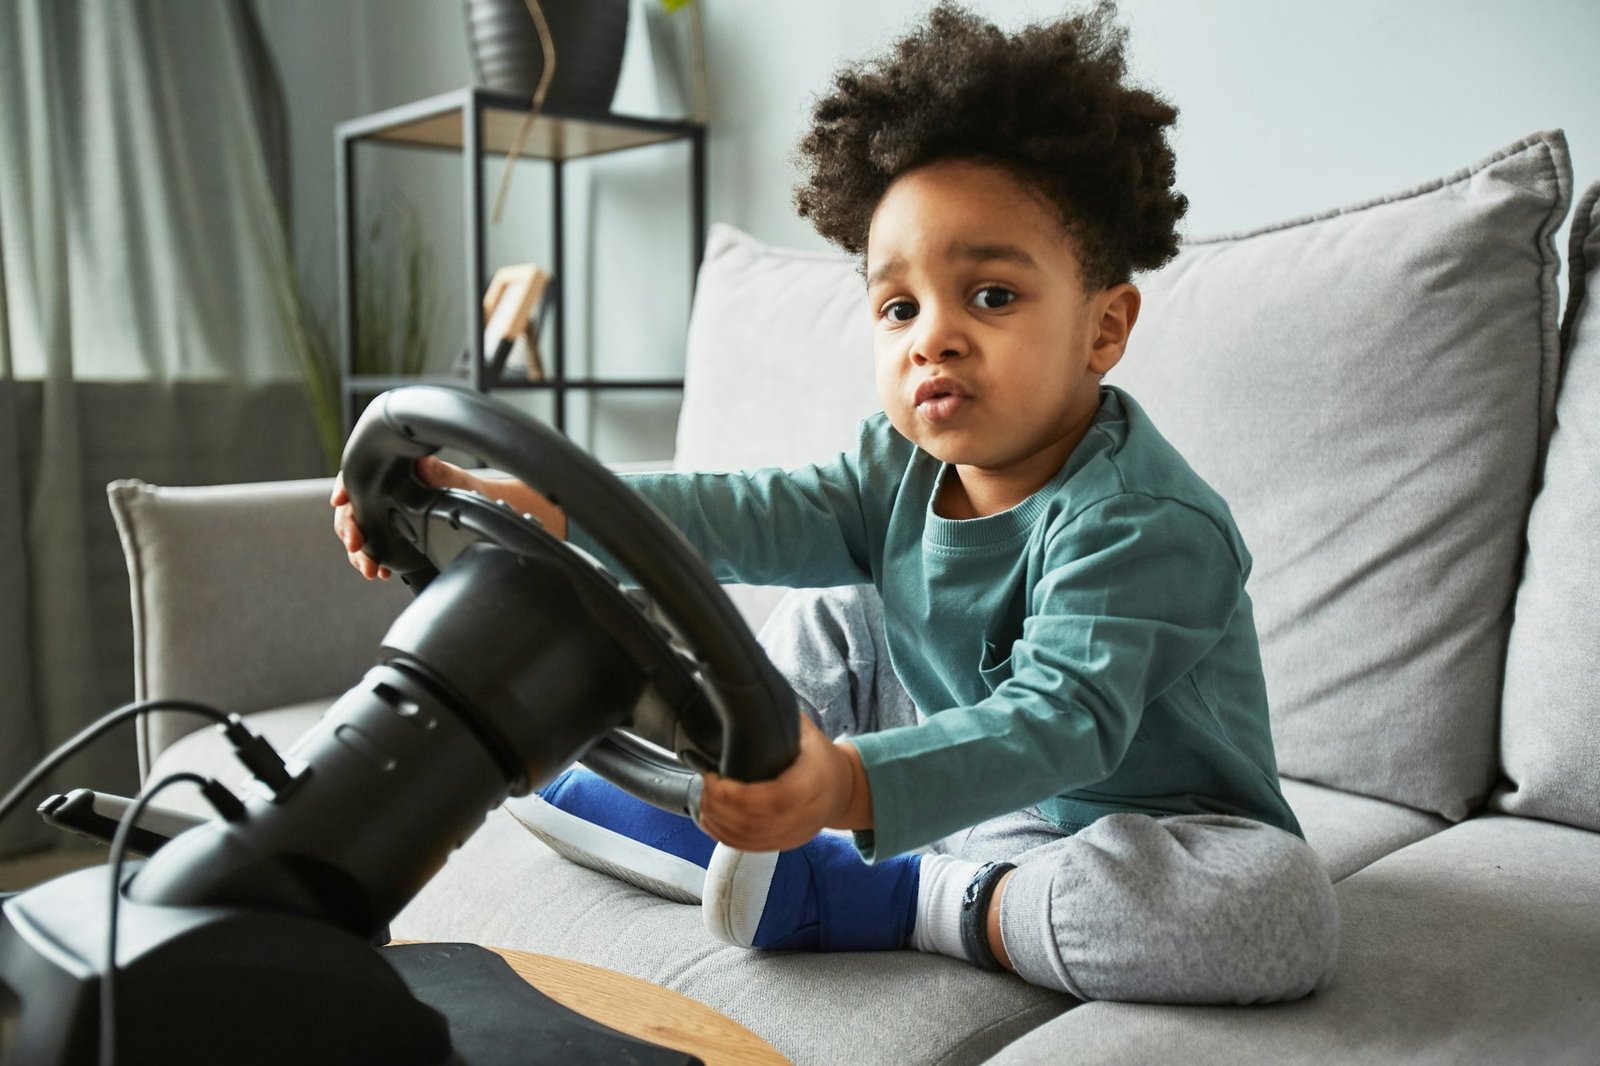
[1088,284,1141,375]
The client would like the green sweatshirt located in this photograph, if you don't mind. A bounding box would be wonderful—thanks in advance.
[583,386,1300,860]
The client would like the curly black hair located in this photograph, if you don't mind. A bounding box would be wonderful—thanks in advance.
[793,1,1187,291]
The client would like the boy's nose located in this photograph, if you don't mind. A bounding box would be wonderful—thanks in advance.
[909,309,969,365]
[912,344,962,365]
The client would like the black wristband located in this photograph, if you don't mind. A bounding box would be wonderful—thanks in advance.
[959,860,1017,972]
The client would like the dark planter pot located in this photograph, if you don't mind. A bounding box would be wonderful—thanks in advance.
[464,0,631,115]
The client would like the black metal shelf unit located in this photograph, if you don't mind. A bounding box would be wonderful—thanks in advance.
[335,86,706,434]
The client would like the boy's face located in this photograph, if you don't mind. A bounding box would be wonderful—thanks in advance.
[865,159,1140,517]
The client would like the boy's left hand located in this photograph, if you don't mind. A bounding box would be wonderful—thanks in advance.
[696,713,870,852]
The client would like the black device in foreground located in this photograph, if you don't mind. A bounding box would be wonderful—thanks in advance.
[0,384,800,1065]
[36,788,206,857]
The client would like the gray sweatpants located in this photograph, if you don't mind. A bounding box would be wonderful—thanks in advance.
[756,585,1340,1004]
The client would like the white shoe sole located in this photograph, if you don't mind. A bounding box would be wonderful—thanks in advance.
[504,793,707,904]
[703,844,781,947]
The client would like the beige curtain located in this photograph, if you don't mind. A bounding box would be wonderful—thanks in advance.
[0,1,325,858]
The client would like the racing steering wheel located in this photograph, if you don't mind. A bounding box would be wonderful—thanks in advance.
[0,383,805,1066]
[340,383,801,816]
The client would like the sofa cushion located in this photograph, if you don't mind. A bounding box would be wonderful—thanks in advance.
[1279,777,1447,882]
[108,477,411,776]
[1492,179,1600,832]
[982,816,1600,1065]
[676,224,877,474]
[676,224,882,630]
[1104,131,1573,821]
[392,804,1073,1065]
[145,698,329,818]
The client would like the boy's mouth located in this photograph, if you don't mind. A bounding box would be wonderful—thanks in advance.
[913,377,973,421]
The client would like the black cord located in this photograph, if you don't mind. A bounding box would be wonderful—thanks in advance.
[0,697,285,1063]
[0,699,230,837]
[100,771,245,1066]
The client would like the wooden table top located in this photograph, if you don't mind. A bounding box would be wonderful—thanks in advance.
[482,945,789,1065]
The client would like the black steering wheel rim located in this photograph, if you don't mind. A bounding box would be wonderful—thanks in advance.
[340,384,799,813]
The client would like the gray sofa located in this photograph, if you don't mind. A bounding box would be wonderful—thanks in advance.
[109,129,1599,1063]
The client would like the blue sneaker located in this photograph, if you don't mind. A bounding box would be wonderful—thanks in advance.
[504,766,716,904]
[702,834,921,952]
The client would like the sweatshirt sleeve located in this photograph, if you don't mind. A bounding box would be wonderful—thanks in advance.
[847,494,1248,861]
[568,417,908,590]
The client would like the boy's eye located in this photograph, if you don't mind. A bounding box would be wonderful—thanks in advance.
[973,287,1016,310]
[883,300,918,323]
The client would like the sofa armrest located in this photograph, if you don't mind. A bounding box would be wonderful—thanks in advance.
[107,477,413,779]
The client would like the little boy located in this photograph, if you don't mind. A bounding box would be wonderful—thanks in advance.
[334,0,1337,1003]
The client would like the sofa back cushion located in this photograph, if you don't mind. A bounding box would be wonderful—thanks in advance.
[108,477,412,776]
[1106,132,1572,820]
[677,223,878,471]
[676,224,880,626]
[1492,179,1600,831]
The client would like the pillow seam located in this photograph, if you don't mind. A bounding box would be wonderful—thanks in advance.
[1177,130,1567,248]
[706,221,853,266]
[105,479,154,780]
[1557,180,1600,359]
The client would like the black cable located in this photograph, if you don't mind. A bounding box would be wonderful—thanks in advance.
[101,771,245,1066]
[0,697,288,1062]
[219,714,297,797]
[0,699,230,837]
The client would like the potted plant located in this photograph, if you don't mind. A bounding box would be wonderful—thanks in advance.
[464,0,704,119]
[258,198,440,474]
[463,0,632,115]
[476,0,706,219]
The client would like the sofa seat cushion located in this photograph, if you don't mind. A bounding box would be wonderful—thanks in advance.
[982,815,1600,1065]
[1280,777,1448,882]
[391,804,1073,1066]
[144,699,329,818]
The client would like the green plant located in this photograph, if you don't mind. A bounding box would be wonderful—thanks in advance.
[352,204,439,381]
[259,199,439,474]
[257,211,340,473]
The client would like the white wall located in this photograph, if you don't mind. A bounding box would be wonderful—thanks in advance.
[705,0,1596,257]
[255,0,1600,458]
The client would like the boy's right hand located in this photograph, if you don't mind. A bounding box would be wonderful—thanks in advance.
[331,455,514,581]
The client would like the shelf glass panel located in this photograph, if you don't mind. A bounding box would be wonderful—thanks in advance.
[570,388,681,464]
[372,111,682,159]
[341,89,700,161]
[345,375,685,392]
[485,390,559,436]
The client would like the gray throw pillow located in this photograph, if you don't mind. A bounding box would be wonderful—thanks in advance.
[1492,178,1600,832]
[1106,131,1573,820]
[107,477,411,776]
